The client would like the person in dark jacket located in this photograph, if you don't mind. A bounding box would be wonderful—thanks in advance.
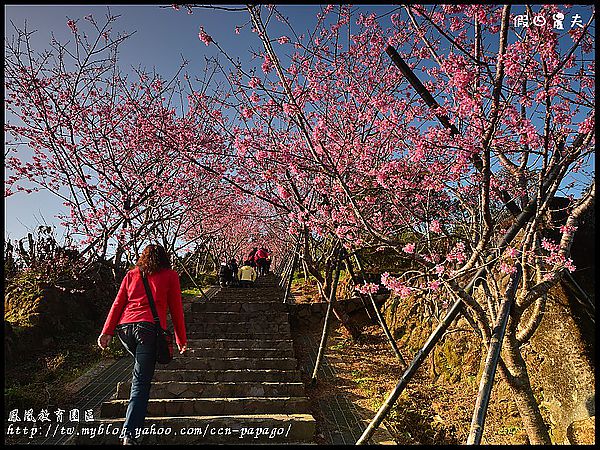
[218,262,233,287]
[247,247,258,267]
[254,247,270,276]
[228,259,239,286]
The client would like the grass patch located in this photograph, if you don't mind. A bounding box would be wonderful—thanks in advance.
[182,287,203,296]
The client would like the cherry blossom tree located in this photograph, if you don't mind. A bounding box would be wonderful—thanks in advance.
[184,3,594,443]
[5,4,594,443]
[5,12,233,270]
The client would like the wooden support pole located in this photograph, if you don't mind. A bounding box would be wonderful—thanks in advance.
[354,253,406,366]
[356,296,463,444]
[344,255,377,323]
[283,241,301,304]
[279,246,296,287]
[356,261,494,444]
[310,247,343,383]
[467,264,522,444]
[279,255,290,287]
[173,251,210,302]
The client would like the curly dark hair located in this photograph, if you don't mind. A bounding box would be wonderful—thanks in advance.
[136,244,171,275]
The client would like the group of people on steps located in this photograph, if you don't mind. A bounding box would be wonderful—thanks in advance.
[218,246,272,288]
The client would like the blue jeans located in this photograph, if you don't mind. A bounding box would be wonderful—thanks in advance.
[115,321,157,440]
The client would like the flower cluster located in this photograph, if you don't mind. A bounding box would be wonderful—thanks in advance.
[198,26,213,46]
[380,272,412,298]
[355,283,379,295]
[402,242,415,254]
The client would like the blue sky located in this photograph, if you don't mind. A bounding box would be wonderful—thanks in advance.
[4,4,595,242]
[3,4,326,241]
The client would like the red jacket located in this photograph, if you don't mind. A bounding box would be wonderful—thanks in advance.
[101,267,187,346]
[255,248,269,260]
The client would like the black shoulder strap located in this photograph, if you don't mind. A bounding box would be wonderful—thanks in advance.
[140,270,161,326]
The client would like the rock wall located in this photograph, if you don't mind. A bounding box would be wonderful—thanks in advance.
[524,286,595,444]
[287,294,388,329]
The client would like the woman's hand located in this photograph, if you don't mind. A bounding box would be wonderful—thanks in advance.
[178,343,187,354]
[97,334,112,350]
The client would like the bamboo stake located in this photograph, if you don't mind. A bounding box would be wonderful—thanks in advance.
[173,251,210,302]
[564,272,595,313]
[356,293,464,444]
[357,223,525,444]
[283,246,300,304]
[283,240,302,303]
[354,253,406,366]
[279,249,293,287]
[277,250,291,281]
[310,246,343,383]
[467,264,522,444]
[357,36,590,446]
[344,255,376,323]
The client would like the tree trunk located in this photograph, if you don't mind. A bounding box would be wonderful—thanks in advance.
[498,329,552,444]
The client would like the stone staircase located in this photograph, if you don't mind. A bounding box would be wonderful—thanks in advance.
[75,274,316,444]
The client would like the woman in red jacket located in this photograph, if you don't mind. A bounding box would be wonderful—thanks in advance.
[97,244,187,445]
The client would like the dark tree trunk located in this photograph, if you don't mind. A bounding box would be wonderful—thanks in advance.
[498,323,552,444]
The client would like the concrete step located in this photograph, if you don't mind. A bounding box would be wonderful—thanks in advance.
[192,302,287,313]
[188,311,289,323]
[206,292,281,299]
[186,338,293,350]
[153,369,302,382]
[73,414,316,444]
[182,347,294,358]
[186,332,291,340]
[101,397,311,418]
[166,357,298,371]
[115,381,306,399]
[204,298,283,305]
[186,322,290,334]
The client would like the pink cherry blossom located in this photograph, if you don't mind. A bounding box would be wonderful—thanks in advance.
[429,220,442,233]
[198,26,213,45]
[402,243,415,254]
[500,262,517,275]
[559,224,578,235]
[67,19,77,33]
[355,283,379,294]
[428,280,441,291]
[261,54,273,74]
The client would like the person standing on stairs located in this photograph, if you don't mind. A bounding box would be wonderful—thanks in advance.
[228,258,239,286]
[265,249,272,274]
[254,247,270,276]
[247,247,258,267]
[97,244,187,445]
[218,261,233,287]
[238,260,257,287]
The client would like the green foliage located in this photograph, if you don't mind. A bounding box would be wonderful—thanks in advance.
[496,425,524,436]
[182,288,203,296]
